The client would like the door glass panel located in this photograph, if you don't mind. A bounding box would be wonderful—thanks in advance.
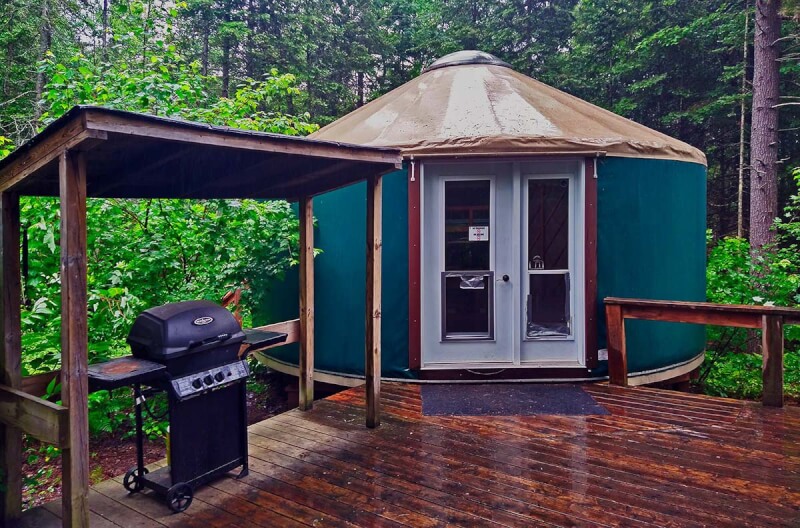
[442,179,493,340]
[527,273,570,338]
[528,179,569,270]
[445,180,490,271]
[442,272,494,339]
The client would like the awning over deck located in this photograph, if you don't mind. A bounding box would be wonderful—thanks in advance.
[0,106,400,527]
[0,105,401,199]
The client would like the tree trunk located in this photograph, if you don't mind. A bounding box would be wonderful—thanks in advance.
[222,39,231,97]
[221,9,232,98]
[102,0,109,58]
[748,0,781,253]
[202,25,210,76]
[357,71,364,107]
[34,0,51,122]
[245,0,255,77]
[3,41,13,98]
[737,4,750,239]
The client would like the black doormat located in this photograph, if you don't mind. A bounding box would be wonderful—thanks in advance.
[420,384,609,416]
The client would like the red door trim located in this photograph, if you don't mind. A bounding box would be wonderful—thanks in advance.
[408,160,422,370]
[584,158,599,368]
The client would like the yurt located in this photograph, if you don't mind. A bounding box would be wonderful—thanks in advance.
[257,50,707,385]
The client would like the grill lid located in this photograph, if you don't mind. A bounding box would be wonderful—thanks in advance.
[127,300,245,362]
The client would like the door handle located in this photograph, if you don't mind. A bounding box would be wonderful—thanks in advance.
[501,274,510,282]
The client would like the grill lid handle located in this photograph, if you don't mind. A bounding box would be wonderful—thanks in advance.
[188,333,231,349]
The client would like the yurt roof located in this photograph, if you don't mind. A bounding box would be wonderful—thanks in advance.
[312,51,706,166]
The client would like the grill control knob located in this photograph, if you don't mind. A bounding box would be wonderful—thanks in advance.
[203,375,213,386]
[192,379,202,389]
[214,372,224,382]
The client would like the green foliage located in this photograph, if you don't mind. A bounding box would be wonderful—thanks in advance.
[10,3,316,378]
[703,350,800,400]
[87,391,133,437]
[39,42,316,135]
[20,197,301,375]
[22,436,60,498]
[706,236,800,308]
[702,175,800,399]
[0,136,13,158]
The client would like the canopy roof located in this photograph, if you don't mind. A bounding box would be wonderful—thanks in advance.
[313,51,706,166]
[0,106,401,200]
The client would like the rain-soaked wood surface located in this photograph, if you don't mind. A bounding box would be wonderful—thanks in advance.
[19,382,800,527]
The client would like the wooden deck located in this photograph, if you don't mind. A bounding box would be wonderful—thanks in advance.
[18,382,800,527]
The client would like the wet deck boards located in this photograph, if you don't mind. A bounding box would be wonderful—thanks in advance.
[18,383,800,527]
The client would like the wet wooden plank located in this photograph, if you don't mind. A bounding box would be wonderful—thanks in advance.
[264,404,795,526]
[17,505,61,528]
[20,382,800,528]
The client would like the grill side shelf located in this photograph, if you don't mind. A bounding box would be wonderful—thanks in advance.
[241,329,288,354]
[87,357,167,391]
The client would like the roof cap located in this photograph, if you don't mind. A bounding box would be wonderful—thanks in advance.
[423,50,512,73]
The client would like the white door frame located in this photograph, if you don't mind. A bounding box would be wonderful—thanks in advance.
[420,159,585,369]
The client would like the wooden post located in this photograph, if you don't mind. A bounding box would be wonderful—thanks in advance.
[605,304,628,387]
[298,196,314,411]
[0,192,22,524]
[762,315,784,407]
[59,150,90,527]
[365,174,382,428]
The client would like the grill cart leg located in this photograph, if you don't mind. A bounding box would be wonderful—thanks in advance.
[123,384,150,493]
[237,381,249,479]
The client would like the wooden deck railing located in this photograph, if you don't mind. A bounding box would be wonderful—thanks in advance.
[604,297,800,407]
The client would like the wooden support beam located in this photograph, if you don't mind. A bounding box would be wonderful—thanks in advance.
[762,315,784,407]
[251,319,300,348]
[298,196,314,411]
[59,150,90,528]
[605,297,800,322]
[604,297,797,404]
[0,124,106,193]
[21,370,60,398]
[84,109,402,166]
[605,304,627,387]
[617,305,762,329]
[0,192,22,524]
[365,174,382,428]
[0,385,68,447]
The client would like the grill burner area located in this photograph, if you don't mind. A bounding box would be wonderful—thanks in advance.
[87,301,287,513]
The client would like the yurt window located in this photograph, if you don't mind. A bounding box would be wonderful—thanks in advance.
[441,180,494,340]
[526,178,571,338]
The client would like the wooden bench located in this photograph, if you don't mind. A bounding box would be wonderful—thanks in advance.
[604,297,800,406]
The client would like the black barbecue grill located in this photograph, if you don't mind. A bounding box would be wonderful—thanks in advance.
[88,300,287,513]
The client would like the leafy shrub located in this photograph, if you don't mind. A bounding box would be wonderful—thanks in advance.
[702,168,800,400]
[20,198,300,375]
[703,350,800,401]
[0,3,321,440]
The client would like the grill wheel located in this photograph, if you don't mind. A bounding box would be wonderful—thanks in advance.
[166,482,193,513]
[123,467,149,493]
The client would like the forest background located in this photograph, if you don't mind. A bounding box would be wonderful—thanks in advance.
[1,1,800,410]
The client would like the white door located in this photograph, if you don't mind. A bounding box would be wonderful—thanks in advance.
[421,160,584,369]
[519,161,584,366]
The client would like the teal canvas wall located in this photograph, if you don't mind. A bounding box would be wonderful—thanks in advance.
[260,157,707,380]
[596,157,707,373]
[258,168,412,377]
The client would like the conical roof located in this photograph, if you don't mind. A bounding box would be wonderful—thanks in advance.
[312,51,706,165]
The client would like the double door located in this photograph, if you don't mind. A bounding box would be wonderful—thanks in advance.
[420,160,585,368]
